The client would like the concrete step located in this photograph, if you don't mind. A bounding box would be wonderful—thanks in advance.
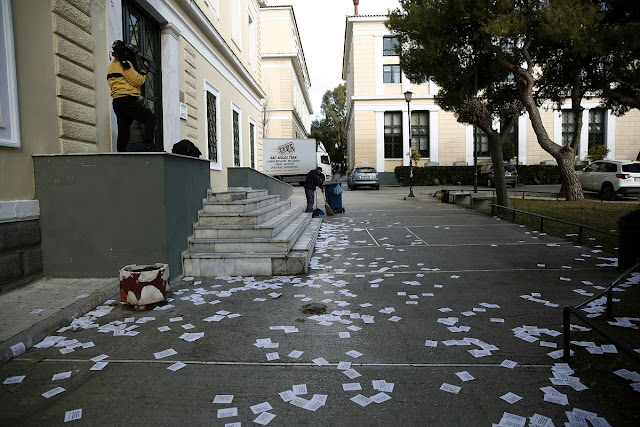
[193,206,304,239]
[187,212,312,254]
[274,218,322,275]
[207,188,268,203]
[182,217,323,277]
[202,195,281,214]
[196,200,291,226]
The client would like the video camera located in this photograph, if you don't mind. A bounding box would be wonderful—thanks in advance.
[112,40,148,73]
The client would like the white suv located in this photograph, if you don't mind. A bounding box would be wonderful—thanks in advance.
[577,160,640,200]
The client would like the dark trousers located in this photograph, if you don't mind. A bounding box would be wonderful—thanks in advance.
[305,188,315,212]
[112,96,156,152]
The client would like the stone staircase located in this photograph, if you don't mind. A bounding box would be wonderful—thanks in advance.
[182,188,322,277]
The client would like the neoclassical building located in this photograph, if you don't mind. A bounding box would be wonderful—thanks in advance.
[342,13,640,172]
[260,4,312,139]
[0,0,315,289]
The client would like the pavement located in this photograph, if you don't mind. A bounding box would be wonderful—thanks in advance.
[0,185,636,426]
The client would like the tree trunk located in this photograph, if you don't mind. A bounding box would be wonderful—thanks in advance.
[487,134,509,209]
[557,148,584,201]
[521,92,585,201]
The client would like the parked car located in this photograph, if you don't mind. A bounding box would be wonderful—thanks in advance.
[478,163,518,188]
[577,160,640,200]
[348,166,379,190]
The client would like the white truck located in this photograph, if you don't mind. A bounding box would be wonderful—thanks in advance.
[262,138,332,185]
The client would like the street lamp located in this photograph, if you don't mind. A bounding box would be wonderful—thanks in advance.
[404,90,415,198]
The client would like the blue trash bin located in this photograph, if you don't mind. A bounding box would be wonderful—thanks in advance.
[324,183,344,213]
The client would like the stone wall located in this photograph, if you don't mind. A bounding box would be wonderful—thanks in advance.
[0,201,42,293]
[52,0,98,153]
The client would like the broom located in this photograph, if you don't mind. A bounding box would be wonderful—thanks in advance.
[322,187,335,216]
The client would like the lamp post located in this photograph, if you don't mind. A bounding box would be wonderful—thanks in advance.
[404,90,415,198]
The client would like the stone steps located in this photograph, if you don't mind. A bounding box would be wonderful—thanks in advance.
[196,200,291,226]
[207,188,268,203]
[192,206,304,239]
[202,195,281,214]
[182,187,321,277]
[187,212,311,254]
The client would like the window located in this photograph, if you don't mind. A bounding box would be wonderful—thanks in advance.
[588,109,606,149]
[383,36,399,56]
[501,116,519,159]
[384,112,403,159]
[248,11,256,71]
[232,108,241,167]
[205,82,220,166]
[123,1,162,149]
[232,0,241,47]
[249,121,255,169]
[383,65,401,83]
[562,111,576,147]
[411,111,429,157]
[0,0,20,147]
[474,127,490,157]
[206,91,218,163]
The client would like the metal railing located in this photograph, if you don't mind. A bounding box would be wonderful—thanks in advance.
[562,262,640,361]
[491,205,617,246]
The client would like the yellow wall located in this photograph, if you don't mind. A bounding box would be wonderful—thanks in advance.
[615,110,640,160]
[353,110,377,167]
[1,0,109,201]
[437,112,467,165]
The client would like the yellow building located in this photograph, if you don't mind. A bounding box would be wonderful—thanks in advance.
[1,0,319,288]
[260,5,312,139]
[342,14,640,173]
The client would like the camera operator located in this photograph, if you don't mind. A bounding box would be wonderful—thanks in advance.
[107,40,157,152]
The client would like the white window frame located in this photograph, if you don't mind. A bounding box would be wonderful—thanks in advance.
[231,102,243,167]
[0,0,21,148]
[248,9,256,71]
[249,116,257,169]
[204,80,222,170]
[204,0,219,20]
[232,0,242,49]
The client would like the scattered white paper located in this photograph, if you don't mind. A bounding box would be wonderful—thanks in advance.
[167,362,187,371]
[217,407,238,418]
[90,361,108,371]
[350,394,373,407]
[455,371,475,382]
[3,375,25,385]
[42,387,66,398]
[52,371,72,381]
[250,402,273,414]
[500,392,522,404]
[64,409,82,422]
[440,383,461,394]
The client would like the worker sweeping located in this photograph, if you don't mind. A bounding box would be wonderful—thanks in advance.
[304,167,329,215]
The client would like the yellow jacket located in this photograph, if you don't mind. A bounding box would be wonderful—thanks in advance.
[107,59,147,98]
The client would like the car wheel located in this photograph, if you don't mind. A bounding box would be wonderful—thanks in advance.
[351,185,357,190]
[601,183,616,201]
[375,185,380,190]
[487,178,493,188]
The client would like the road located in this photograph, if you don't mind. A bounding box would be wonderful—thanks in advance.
[0,186,630,426]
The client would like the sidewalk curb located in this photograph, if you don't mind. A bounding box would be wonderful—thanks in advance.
[0,279,119,365]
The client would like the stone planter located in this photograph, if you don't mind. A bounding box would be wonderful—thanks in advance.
[119,263,170,309]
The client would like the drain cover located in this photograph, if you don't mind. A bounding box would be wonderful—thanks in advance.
[301,303,327,315]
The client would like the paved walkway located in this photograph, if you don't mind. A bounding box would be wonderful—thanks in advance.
[0,186,632,426]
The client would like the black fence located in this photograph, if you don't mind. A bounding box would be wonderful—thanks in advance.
[562,262,640,361]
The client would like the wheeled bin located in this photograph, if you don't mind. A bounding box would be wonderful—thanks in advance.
[324,182,345,213]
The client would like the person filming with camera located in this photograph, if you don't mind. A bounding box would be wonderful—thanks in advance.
[107,40,157,152]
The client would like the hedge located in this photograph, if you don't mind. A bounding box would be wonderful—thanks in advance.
[394,164,565,186]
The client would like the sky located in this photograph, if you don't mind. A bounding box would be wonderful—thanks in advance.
[265,0,402,120]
